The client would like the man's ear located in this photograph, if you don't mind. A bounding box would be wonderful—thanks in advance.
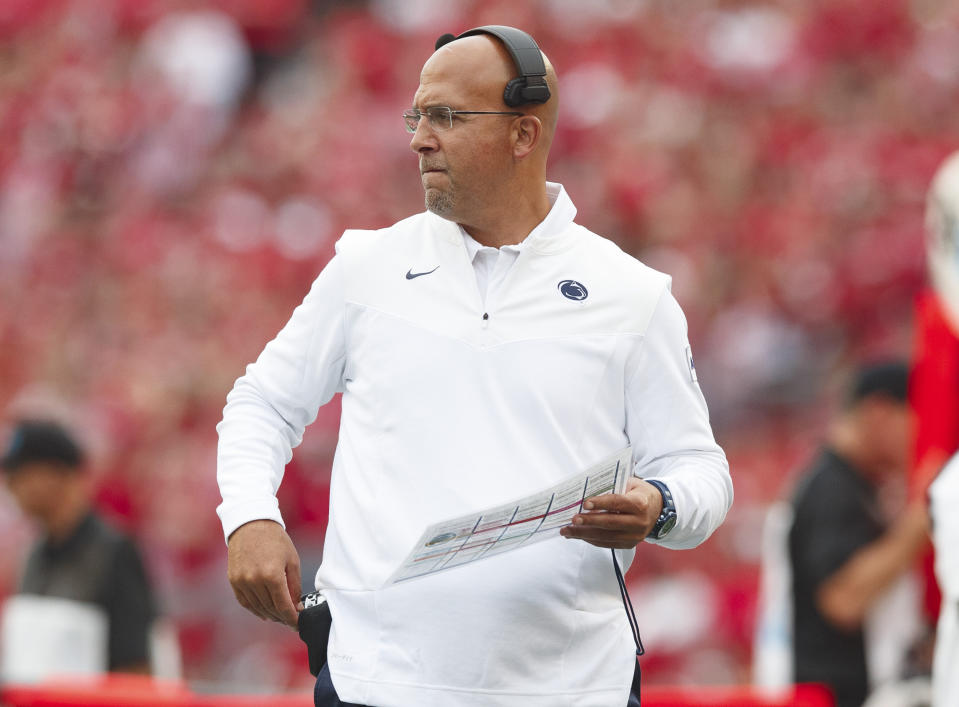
[512,116,542,159]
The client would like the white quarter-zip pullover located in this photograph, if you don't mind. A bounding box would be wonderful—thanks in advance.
[217,183,732,707]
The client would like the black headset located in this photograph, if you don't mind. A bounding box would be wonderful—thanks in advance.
[434,25,551,107]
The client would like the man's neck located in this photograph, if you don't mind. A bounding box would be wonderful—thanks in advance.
[827,421,877,481]
[460,184,551,248]
[44,498,91,545]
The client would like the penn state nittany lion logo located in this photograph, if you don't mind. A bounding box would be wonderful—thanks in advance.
[557,279,588,301]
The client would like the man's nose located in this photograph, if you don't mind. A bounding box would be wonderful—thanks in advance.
[409,118,438,154]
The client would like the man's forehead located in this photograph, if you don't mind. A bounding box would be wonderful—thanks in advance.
[413,64,477,108]
[413,36,511,105]
[412,75,463,108]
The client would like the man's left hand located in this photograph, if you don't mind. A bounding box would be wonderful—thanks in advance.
[560,477,663,549]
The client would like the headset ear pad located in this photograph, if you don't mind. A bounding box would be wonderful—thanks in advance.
[522,81,550,105]
[503,77,551,107]
[503,78,526,108]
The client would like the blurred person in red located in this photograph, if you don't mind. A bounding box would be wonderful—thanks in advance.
[911,150,959,613]
[918,150,959,707]
[0,419,157,678]
[788,362,928,707]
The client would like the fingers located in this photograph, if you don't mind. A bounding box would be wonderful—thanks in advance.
[252,579,292,624]
[232,572,290,623]
[560,511,646,549]
[231,582,278,622]
[575,504,645,526]
[269,577,300,628]
[560,523,645,549]
[582,491,650,515]
[270,554,302,628]
[559,481,663,549]
[230,585,265,621]
[285,557,303,625]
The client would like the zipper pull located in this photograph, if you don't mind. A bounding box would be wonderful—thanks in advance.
[482,312,489,329]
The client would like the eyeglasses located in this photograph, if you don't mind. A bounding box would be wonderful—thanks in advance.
[403,106,523,133]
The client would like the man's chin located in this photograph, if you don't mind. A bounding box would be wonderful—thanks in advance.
[425,188,454,218]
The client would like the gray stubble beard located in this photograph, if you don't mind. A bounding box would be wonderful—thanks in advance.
[425,186,454,218]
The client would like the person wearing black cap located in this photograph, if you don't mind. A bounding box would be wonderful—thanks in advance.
[787,363,929,707]
[1,419,157,675]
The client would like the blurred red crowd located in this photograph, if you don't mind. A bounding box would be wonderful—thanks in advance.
[0,0,957,691]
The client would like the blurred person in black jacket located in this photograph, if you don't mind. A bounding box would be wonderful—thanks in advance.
[789,363,929,707]
[1,419,156,674]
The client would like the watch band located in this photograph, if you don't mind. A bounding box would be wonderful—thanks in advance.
[645,479,677,539]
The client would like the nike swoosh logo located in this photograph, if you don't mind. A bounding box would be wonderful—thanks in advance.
[406,266,440,280]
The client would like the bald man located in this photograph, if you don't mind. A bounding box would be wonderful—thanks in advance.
[217,27,732,707]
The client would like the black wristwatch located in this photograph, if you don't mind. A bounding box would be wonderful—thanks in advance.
[645,479,677,539]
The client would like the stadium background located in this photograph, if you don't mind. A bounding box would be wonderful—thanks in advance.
[0,0,957,694]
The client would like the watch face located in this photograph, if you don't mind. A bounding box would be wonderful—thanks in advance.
[658,515,677,537]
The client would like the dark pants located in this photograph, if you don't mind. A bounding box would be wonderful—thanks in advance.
[315,663,366,707]
[315,660,643,707]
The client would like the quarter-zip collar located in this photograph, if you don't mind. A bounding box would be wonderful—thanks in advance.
[428,182,579,255]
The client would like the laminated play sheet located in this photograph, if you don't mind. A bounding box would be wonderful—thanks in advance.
[389,447,632,584]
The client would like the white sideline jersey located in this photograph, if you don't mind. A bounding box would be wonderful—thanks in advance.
[217,183,732,707]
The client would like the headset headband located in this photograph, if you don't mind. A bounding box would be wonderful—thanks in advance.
[434,25,551,107]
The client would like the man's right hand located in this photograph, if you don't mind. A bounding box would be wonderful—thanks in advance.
[227,519,302,628]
